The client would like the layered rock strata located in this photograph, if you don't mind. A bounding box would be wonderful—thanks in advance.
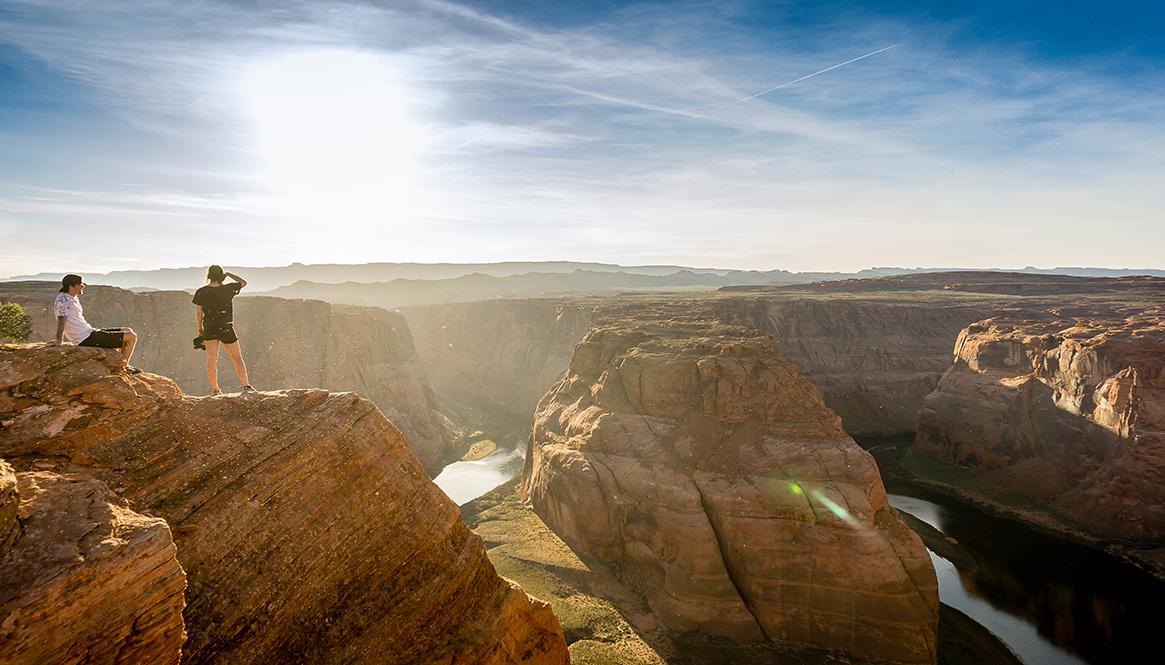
[0,344,568,664]
[0,461,187,665]
[0,282,459,470]
[523,318,939,664]
[710,298,994,436]
[916,310,1165,540]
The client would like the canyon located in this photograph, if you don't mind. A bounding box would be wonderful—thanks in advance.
[5,270,1165,663]
[0,344,568,664]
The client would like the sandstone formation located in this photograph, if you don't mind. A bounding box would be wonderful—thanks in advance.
[711,298,993,436]
[523,317,939,664]
[0,282,460,471]
[0,461,187,665]
[916,309,1165,540]
[0,343,569,664]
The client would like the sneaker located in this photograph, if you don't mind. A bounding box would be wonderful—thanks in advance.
[211,389,223,396]
[125,365,143,375]
[242,385,257,393]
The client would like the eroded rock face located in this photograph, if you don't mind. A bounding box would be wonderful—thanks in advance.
[0,282,459,471]
[0,344,568,665]
[524,319,938,664]
[711,298,994,436]
[916,310,1165,539]
[0,462,187,665]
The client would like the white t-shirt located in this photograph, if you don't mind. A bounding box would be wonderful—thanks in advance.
[54,292,96,344]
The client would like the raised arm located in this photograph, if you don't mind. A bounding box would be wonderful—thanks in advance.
[225,272,247,289]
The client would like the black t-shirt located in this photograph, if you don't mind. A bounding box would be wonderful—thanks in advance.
[192,283,243,327]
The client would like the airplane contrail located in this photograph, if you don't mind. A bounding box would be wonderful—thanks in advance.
[682,44,898,123]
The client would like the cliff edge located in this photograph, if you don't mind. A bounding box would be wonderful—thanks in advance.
[0,343,568,664]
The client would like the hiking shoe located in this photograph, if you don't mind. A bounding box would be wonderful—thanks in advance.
[211,389,223,396]
[125,365,143,375]
[242,385,257,393]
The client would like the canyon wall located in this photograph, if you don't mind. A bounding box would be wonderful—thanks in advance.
[402,298,595,419]
[0,282,459,470]
[0,343,569,664]
[523,315,939,664]
[710,298,994,436]
[915,310,1165,540]
[405,294,988,439]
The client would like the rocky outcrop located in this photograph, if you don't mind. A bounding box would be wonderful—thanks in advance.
[0,282,459,471]
[710,298,994,436]
[916,310,1165,540]
[523,317,938,664]
[0,343,569,664]
[0,460,187,664]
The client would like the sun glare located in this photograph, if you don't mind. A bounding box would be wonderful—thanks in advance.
[240,49,426,221]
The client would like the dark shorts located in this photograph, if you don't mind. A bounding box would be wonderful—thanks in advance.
[79,328,125,349]
[203,322,239,345]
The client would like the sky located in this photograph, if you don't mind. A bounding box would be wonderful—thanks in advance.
[1,0,1163,277]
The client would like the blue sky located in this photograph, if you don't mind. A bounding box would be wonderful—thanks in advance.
[1,0,1162,276]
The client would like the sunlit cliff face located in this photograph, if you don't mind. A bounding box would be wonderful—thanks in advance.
[239,49,427,222]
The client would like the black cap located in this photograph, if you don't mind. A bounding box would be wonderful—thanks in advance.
[60,274,83,293]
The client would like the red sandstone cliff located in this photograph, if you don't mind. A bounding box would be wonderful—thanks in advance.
[523,315,938,664]
[0,282,460,471]
[915,309,1165,540]
[0,343,569,664]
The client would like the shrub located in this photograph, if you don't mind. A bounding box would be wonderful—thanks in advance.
[0,302,33,342]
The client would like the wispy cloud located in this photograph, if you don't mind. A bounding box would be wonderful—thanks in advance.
[1,0,1163,276]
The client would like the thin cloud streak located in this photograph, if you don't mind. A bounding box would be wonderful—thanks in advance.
[682,44,899,123]
[0,1,1162,276]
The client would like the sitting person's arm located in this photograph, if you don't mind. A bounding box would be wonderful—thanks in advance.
[54,316,66,345]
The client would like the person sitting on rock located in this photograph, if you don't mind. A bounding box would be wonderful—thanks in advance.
[53,274,142,374]
[193,265,254,396]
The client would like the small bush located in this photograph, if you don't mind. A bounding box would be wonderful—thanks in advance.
[0,302,33,342]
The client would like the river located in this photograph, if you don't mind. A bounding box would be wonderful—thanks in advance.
[434,444,1164,664]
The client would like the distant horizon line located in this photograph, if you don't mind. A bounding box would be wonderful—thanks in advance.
[6,261,1165,282]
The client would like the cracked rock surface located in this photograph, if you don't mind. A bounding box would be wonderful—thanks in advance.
[524,316,938,665]
[1,343,568,664]
[0,461,187,665]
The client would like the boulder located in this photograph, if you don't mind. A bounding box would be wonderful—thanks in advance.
[0,343,568,664]
[0,464,186,664]
[524,318,938,664]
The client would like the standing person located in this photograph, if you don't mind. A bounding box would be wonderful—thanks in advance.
[53,274,142,373]
[193,265,254,395]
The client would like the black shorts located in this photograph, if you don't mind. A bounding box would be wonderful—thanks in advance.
[79,329,125,349]
[203,322,239,345]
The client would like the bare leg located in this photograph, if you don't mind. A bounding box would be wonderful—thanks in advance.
[121,329,137,365]
[223,340,250,387]
[205,339,220,392]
